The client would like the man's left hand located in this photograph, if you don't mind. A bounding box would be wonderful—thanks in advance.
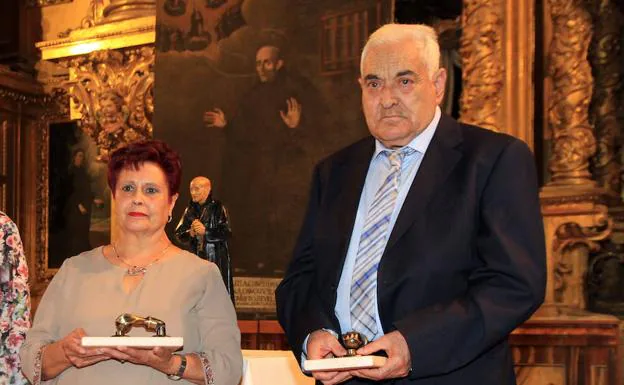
[350,331,411,381]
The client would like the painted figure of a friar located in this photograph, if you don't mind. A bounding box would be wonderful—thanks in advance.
[175,176,234,303]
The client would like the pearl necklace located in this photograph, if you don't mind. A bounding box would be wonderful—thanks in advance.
[112,242,172,276]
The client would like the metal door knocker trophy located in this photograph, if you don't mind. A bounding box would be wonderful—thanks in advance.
[81,313,183,349]
[113,313,168,337]
[341,331,369,356]
[301,330,386,372]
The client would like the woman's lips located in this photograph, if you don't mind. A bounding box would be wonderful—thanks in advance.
[128,212,147,217]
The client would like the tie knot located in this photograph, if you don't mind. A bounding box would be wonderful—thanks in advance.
[385,147,415,168]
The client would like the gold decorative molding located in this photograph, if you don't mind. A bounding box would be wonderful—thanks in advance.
[58,46,154,161]
[36,15,155,60]
[459,0,504,132]
[103,0,156,23]
[540,188,612,312]
[26,0,72,7]
[35,123,51,285]
[588,0,623,196]
[546,0,596,186]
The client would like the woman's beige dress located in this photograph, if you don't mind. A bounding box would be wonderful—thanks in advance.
[20,248,242,385]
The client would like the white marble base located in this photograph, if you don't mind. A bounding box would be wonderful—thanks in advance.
[81,336,183,349]
[303,356,386,372]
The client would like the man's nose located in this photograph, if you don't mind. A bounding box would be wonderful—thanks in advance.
[379,86,398,108]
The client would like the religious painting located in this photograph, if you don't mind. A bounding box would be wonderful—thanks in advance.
[154,0,392,289]
[47,122,111,269]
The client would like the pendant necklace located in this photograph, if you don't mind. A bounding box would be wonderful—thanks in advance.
[112,242,172,276]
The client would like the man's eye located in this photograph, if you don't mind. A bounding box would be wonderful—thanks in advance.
[400,79,412,85]
[368,81,380,88]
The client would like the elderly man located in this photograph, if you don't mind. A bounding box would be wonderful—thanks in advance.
[175,176,234,303]
[275,24,546,385]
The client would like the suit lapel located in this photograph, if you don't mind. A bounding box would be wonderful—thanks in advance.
[386,115,463,250]
[331,138,375,276]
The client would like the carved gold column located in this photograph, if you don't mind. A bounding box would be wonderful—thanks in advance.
[546,0,595,186]
[538,0,614,316]
[459,0,535,149]
[459,0,504,132]
[588,0,623,195]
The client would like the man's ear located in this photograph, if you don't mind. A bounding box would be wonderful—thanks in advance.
[358,77,365,89]
[276,59,284,71]
[433,68,447,105]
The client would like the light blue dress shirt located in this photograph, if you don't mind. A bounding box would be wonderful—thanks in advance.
[334,106,441,339]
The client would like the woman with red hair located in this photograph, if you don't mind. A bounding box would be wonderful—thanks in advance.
[21,140,242,385]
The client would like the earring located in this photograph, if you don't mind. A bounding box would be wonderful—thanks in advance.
[167,215,172,223]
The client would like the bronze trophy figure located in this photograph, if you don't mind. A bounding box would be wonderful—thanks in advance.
[341,331,369,356]
[114,313,167,337]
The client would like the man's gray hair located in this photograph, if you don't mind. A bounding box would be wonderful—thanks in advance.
[360,23,441,79]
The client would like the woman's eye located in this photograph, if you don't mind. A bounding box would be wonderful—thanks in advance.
[146,187,158,194]
[121,185,134,192]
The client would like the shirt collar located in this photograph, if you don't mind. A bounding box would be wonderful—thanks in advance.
[373,105,441,158]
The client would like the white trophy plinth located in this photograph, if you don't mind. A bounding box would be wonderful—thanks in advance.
[81,336,183,349]
[303,355,387,372]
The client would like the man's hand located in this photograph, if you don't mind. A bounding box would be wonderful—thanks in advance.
[191,220,206,236]
[280,97,301,128]
[204,108,227,128]
[78,204,88,215]
[350,331,411,381]
[307,330,352,385]
[59,328,110,368]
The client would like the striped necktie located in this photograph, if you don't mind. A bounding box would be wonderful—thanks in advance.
[350,147,414,340]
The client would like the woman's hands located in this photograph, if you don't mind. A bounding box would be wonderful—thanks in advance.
[43,329,182,380]
[100,346,181,374]
[59,328,109,368]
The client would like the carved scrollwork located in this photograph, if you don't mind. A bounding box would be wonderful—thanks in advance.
[587,0,623,196]
[552,215,611,308]
[458,0,504,131]
[60,46,154,161]
[547,0,596,186]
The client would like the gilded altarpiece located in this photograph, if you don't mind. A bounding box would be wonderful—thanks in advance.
[31,1,156,304]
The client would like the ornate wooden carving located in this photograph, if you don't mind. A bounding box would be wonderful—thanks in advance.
[458,0,504,131]
[26,0,72,7]
[552,218,611,309]
[540,192,612,311]
[60,46,154,161]
[588,0,623,196]
[546,0,596,186]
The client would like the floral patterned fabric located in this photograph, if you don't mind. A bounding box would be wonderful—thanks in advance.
[0,212,31,385]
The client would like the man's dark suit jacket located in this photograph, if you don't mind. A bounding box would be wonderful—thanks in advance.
[275,115,546,385]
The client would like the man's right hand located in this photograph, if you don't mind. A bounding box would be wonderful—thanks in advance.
[203,108,227,128]
[307,330,352,385]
